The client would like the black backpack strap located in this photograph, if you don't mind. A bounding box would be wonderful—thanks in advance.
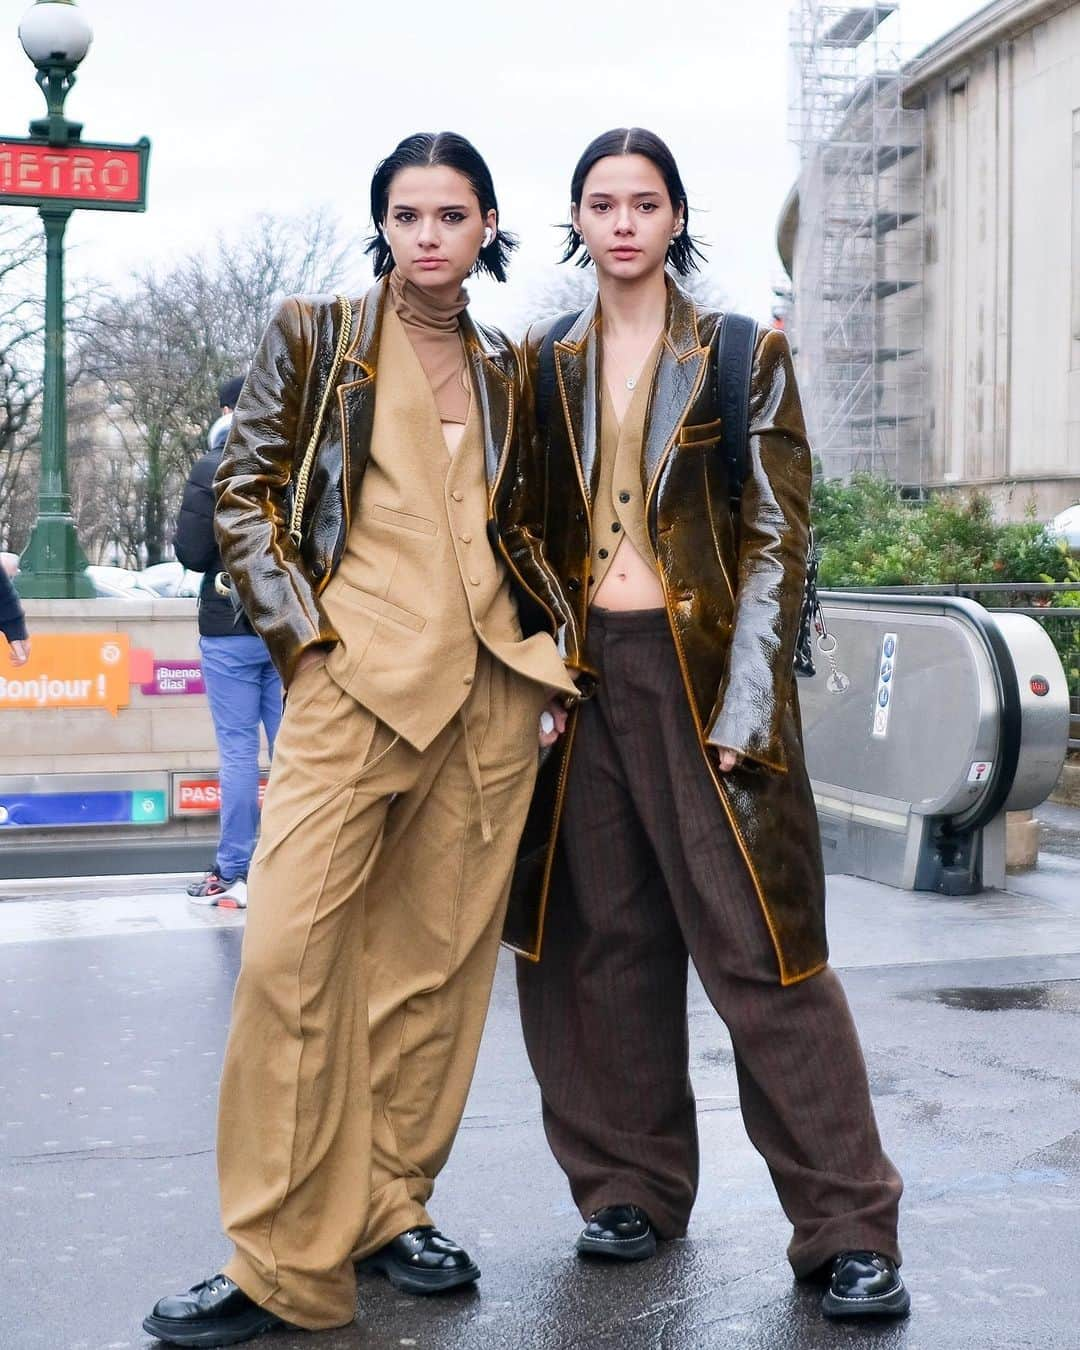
[715,312,758,515]
[535,310,581,443]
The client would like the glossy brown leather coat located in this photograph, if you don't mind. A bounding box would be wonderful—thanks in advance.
[505,281,827,986]
[214,279,579,687]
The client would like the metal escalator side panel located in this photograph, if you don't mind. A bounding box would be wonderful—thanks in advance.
[992,612,1070,813]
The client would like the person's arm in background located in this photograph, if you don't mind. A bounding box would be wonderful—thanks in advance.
[0,567,30,667]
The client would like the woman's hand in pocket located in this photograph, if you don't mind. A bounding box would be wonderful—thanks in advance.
[290,645,329,686]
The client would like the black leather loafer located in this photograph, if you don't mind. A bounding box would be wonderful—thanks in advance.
[142,1273,289,1346]
[821,1251,910,1319]
[576,1204,657,1262]
[358,1225,480,1294]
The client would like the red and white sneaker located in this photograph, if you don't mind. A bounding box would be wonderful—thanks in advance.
[186,869,248,908]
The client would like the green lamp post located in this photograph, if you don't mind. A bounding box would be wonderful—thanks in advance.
[15,1,95,598]
[4,4,149,597]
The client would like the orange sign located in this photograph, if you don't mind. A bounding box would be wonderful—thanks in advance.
[0,633,134,715]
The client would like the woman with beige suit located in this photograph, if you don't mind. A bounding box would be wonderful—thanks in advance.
[143,132,581,1348]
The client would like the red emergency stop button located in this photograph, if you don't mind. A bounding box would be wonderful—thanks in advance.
[1030,676,1050,697]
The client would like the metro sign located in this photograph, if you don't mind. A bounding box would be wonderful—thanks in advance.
[0,135,149,212]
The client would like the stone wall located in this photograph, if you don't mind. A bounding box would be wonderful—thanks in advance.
[0,598,270,868]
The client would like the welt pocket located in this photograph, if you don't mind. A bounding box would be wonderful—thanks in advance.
[678,417,723,448]
[337,584,427,633]
[370,503,438,536]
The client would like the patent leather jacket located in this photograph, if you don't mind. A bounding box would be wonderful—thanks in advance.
[505,280,827,986]
[213,278,580,686]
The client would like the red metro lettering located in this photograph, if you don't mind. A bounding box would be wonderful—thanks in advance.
[0,142,140,203]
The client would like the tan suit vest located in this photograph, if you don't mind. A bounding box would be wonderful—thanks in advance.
[590,345,662,591]
[321,307,573,750]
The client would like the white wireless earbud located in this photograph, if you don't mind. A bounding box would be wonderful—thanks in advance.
[482,227,495,248]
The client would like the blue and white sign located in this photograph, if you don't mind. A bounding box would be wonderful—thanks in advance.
[872,632,898,739]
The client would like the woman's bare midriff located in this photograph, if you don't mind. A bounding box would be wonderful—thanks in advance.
[592,534,666,611]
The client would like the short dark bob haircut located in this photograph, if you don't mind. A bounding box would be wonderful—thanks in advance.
[365,132,517,283]
[561,127,706,276]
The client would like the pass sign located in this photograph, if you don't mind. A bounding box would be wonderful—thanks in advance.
[0,136,149,212]
[173,775,269,816]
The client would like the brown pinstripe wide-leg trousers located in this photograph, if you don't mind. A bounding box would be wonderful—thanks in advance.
[516,606,902,1275]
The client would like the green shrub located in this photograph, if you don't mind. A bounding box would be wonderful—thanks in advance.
[811,474,1080,588]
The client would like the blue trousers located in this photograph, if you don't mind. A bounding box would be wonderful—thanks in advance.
[200,634,283,879]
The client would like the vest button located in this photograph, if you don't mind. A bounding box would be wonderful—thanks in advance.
[470,576,481,586]
[575,510,585,522]
[598,548,609,559]
[619,490,631,503]
[463,673,474,685]
[567,578,580,592]
[451,490,464,502]
[611,521,622,533]
[311,559,325,579]
[460,533,472,544]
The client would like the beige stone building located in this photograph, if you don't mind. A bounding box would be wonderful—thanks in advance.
[780,0,1080,519]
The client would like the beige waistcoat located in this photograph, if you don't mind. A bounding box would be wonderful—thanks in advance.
[321,306,574,750]
[590,347,661,592]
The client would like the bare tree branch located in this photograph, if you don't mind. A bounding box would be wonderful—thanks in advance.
[73,211,356,564]
[0,217,46,549]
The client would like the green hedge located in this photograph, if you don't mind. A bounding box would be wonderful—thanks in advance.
[812,475,1080,589]
[810,477,1080,712]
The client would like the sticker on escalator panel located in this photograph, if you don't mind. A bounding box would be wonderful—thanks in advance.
[871,632,898,739]
[967,761,993,784]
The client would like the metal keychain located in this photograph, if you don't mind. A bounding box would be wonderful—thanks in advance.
[816,611,851,694]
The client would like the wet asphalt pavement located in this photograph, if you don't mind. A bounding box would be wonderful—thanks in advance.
[4,806,1080,1349]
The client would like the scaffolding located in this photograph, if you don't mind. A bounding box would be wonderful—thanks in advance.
[788,2,925,485]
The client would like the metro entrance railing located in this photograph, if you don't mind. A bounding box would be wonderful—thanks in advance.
[825,583,1079,750]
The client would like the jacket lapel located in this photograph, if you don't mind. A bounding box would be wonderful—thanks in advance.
[641,281,709,507]
[554,297,601,506]
[460,312,513,495]
[338,280,385,519]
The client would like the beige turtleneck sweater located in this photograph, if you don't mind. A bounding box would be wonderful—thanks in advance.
[388,268,472,424]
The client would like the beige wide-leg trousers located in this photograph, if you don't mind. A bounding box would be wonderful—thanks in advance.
[217,648,545,1330]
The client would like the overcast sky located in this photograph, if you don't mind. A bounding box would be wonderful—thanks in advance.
[1,0,979,329]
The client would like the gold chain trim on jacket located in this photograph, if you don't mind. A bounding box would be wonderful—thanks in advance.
[288,294,353,547]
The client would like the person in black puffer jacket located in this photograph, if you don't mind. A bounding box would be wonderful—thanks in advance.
[174,376,282,903]
[0,559,30,668]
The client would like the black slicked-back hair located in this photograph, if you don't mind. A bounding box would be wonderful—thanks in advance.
[560,127,706,276]
[365,131,517,283]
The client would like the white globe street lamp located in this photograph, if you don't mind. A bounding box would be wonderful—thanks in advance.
[18,1,94,144]
[18,1,93,69]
